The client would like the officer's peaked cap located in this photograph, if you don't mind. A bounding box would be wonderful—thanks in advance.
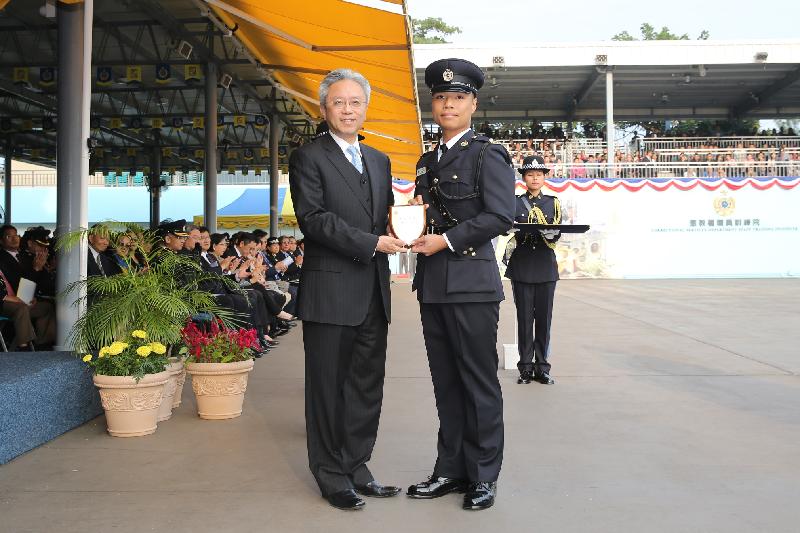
[425,58,484,95]
[157,219,189,237]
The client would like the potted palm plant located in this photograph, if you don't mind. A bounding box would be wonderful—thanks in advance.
[60,222,238,433]
[181,318,258,420]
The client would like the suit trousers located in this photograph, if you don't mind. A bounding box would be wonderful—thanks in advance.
[419,301,504,483]
[1,299,56,349]
[512,280,556,375]
[302,271,388,496]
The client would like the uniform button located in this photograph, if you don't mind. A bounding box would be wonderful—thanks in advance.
[468,247,474,251]
[470,252,476,256]
[452,174,458,180]
[430,218,435,224]
[462,250,468,255]
[433,178,439,184]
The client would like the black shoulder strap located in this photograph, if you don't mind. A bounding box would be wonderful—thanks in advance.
[473,141,492,194]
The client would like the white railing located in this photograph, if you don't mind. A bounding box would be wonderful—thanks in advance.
[642,136,800,151]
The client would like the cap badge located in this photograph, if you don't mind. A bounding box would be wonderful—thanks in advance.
[442,68,454,82]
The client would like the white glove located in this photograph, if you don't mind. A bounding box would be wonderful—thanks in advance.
[539,229,560,239]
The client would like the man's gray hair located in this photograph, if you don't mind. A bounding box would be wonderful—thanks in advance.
[319,68,371,107]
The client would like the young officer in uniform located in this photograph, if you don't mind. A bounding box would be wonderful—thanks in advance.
[407,58,515,511]
[505,155,561,385]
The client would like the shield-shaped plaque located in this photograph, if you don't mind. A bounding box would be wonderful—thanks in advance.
[389,204,427,246]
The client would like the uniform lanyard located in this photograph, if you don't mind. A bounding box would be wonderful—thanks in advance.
[520,195,536,218]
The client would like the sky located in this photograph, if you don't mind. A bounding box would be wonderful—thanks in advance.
[404,0,800,43]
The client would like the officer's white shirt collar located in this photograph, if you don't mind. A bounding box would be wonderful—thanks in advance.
[329,131,361,160]
[438,128,471,161]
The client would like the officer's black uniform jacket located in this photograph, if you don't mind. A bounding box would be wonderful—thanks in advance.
[412,130,515,303]
[505,193,561,284]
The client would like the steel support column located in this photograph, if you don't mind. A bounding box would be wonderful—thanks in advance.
[269,113,281,237]
[3,141,11,224]
[204,62,218,232]
[149,129,162,228]
[605,69,615,179]
[56,0,93,349]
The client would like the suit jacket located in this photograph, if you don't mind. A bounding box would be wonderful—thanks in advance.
[0,248,24,292]
[87,248,122,277]
[0,248,55,296]
[412,130,515,304]
[505,193,561,284]
[289,132,393,326]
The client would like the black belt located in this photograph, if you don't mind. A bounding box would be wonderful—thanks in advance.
[427,224,455,235]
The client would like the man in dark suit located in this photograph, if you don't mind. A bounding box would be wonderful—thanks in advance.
[505,155,562,385]
[87,225,123,278]
[407,58,515,511]
[289,68,407,510]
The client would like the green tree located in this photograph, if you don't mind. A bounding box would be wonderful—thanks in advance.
[412,17,461,44]
[612,23,709,41]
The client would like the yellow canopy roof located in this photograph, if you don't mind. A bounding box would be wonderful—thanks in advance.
[205,0,422,180]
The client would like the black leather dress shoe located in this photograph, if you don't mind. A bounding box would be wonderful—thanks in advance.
[517,370,533,384]
[354,481,402,498]
[327,489,365,510]
[534,372,555,385]
[407,475,467,499]
[462,481,496,510]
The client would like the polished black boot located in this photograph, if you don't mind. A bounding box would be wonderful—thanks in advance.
[354,481,402,498]
[462,481,496,510]
[407,475,467,499]
[517,370,533,384]
[326,489,365,510]
[534,372,555,385]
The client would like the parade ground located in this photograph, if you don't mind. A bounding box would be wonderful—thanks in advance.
[1,279,798,533]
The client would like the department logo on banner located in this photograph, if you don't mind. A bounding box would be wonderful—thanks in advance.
[155,63,171,84]
[713,191,735,216]
[39,67,56,87]
[96,66,113,86]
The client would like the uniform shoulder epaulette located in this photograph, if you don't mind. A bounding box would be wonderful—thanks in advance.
[472,134,491,143]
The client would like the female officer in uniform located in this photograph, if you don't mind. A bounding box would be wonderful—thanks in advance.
[505,155,561,385]
[407,58,515,511]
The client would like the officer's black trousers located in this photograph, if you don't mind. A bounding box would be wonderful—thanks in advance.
[512,280,556,375]
[419,301,504,483]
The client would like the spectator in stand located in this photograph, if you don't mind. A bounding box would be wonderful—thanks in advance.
[87,224,122,278]
[111,232,147,272]
[586,154,598,178]
[0,226,57,350]
[569,156,586,178]
[224,232,295,337]
[182,224,202,256]
[196,228,274,355]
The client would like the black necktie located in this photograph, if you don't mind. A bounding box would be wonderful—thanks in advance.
[95,253,105,276]
[440,143,448,156]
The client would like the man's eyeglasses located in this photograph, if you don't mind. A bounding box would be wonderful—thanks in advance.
[328,98,364,110]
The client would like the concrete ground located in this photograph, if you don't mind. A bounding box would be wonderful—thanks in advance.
[1,279,799,533]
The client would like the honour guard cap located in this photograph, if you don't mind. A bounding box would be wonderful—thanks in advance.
[518,155,550,174]
[266,236,280,245]
[157,219,189,238]
[424,58,484,95]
